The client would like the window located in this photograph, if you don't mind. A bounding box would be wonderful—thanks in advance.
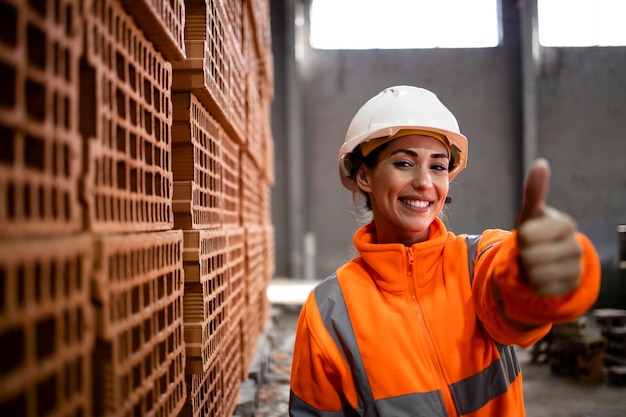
[309,0,500,50]
[538,0,626,46]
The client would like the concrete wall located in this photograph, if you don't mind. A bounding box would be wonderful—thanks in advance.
[536,47,626,307]
[270,0,626,307]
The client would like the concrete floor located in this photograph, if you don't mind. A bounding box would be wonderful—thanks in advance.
[266,279,626,417]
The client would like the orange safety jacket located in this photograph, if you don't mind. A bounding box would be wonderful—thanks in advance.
[289,218,601,417]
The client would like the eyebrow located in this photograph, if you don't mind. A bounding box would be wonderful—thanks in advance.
[390,149,449,159]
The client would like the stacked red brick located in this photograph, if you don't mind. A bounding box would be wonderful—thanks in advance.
[549,316,607,383]
[0,0,92,416]
[169,1,275,416]
[80,0,188,415]
[0,0,275,415]
[593,308,626,386]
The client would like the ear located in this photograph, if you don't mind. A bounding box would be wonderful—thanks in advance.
[355,166,372,193]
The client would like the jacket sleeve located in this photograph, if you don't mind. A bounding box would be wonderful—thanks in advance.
[289,293,358,416]
[472,230,601,348]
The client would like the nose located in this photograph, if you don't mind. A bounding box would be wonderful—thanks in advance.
[412,166,433,190]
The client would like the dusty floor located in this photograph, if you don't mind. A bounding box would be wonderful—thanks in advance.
[251,303,626,417]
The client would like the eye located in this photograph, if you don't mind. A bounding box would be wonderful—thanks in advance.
[431,163,448,172]
[393,160,413,168]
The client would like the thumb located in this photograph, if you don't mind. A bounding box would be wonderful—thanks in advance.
[516,158,551,227]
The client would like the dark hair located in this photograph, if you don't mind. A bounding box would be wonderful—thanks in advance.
[347,141,391,211]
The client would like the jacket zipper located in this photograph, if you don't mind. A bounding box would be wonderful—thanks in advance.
[406,247,457,416]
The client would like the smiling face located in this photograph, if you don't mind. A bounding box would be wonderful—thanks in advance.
[356,135,450,245]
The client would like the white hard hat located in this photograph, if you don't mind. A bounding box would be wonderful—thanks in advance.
[338,85,468,189]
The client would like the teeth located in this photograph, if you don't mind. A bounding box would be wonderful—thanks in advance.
[402,199,429,208]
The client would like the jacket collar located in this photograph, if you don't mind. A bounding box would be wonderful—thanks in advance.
[353,218,449,292]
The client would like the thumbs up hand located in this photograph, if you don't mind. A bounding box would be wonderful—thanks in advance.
[516,158,583,297]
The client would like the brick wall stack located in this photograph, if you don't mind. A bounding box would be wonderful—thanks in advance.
[593,308,626,386]
[548,316,607,384]
[0,0,275,416]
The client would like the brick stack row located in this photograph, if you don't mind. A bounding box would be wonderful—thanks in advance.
[594,308,626,386]
[542,310,626,387]
[548,316,607,384]
[0,0,275,416]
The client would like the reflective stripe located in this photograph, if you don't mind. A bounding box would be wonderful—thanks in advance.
[376,391,447,417]
[466,234,499,286]
[290,390,356,417]
[314,274,373,416]
[465,234,482,286]
[449,343,520,415]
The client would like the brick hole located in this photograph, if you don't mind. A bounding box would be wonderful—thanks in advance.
[28,0,47,16]
[132,364,141,390]
[159,374,167,395]
[34,262,42,301]
[76,309,84,342]
[130,133,137,159]
[129,64,136,91]
[23,183,32,218]
[62,143,70,177]
[75,356,83,394]
[144,79,152,106]
[116,88,125,118]
[115,51,125,83]
[158,341,169,368]
[117,161,126,190]
[25,79,45,121]
[79,60,96,138]
[118,330,128,363]
[60,91,71,130]
[129,98,137,126]
[24,134,45,172]
[132,325,140,353]
[116,125,125,153]
[0,392,26,416]
[133,402,142,417]
[27,23,46,70]
[51,187,58,219]
[144,141,152,165]
[63,361,73,401]
[37,374,57,415]
[157,309,165,332]
[131,285,139,314]
[0,125,14,164]
[53,42,60,77]
[0,326,25,376]
[143,282,151,307]
[153,172,161,197]
[130,168,138,193]
[146,389,154,413]
[167,361,177,384]
[0,2,17,47]
[144,109,152,135]
[145,171,153,195]
[53,92,70,130]
[143,318,151,345]
[0,269,4,313]
[144,352,152,378]
[157,274,165,300]
[63,310,70,344]
[153,86,160,113]
[154,120,161,142]
[36,316,56,359]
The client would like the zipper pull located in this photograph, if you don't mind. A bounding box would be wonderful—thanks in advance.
[406,247,414,276]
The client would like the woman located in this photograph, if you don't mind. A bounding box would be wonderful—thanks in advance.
[288,86,601,416]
